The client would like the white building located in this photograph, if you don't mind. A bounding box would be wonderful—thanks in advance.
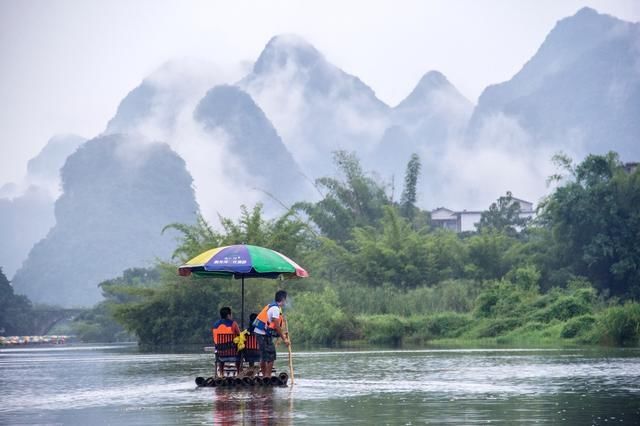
[431,196,535,233]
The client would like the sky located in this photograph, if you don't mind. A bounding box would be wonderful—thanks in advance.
[1,0,639,186]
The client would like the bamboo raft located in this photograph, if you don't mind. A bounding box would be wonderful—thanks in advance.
[198,320,295,389]
[196,350,289,388]
[195,371,289,387]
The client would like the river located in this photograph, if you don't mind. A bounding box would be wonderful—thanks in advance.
[1,345,639,425]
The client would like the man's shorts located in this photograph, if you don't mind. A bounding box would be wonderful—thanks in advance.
[257,334,276,362]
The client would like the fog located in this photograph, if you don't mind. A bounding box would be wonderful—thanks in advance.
[2,0,639,186]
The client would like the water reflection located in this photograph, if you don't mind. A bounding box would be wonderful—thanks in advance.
[0,345,639,425]
[212,388,292,425]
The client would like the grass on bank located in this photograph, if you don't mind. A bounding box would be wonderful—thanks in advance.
[288,283,640,348]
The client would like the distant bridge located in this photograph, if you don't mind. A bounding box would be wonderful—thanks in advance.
[32,308,87,335]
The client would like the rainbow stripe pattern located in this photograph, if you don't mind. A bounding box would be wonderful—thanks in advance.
[178,244,308,279]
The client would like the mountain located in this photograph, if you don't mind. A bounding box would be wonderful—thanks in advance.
[0,134,85,277]
[0,186,54,278]
[12,134,198,307]
[369,71,473,182]
[239,34,391,179]
[194,84,311,207]
[105,59,223,136]
[26,134,86,194]
[394,71,472,136]
[467,7,640,160]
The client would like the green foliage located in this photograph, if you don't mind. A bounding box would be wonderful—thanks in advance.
[346,207,429,288]
[334,279,479,317]
[400,153,421,220]
[72,301,132,342]
[74,150,640,349]
[421,312,472,338]
[70,268,160,342]
[0,267,35,335]
[108,206,313,345]
[560,315,596,339]
[293,151,390,242]
[165,204,312,263]
[355,312,472,345]
[540,152,640,298]
[533,295,592,322]
[477,191,530,235]
[358,314,409,346]
[594,302,640,346]
[505,265,541,291]
[113,279,226,345]
[465,230,518,281]
[287,288,352,345]
[474,318,523,338]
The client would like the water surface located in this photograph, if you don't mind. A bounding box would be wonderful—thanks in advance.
[1,345,639,424]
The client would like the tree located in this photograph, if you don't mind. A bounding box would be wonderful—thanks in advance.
[0,267,34,335]
[539,152,640,298]
[165,204,312,262]
[400,153,421,221]
[477,191,529,235]
[294,151,390,242]
[111,205,314,345]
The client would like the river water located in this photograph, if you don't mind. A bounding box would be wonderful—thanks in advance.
[1,345,639,425]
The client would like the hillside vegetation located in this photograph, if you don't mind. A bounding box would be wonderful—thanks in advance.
[69,151,640,348]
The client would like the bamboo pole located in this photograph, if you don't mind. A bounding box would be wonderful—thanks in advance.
[284,315,295,385]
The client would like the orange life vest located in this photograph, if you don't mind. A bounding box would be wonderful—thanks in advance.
[212,319,235,344]
[253,302,283,337]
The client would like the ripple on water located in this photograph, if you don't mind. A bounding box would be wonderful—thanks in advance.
[0,346,639,425]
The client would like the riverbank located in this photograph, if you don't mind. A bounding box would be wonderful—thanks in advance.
[336,309,640,349]
[285,285,640,349]
[0,335,72,346]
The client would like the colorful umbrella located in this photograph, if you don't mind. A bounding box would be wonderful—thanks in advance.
[178,244,308,327]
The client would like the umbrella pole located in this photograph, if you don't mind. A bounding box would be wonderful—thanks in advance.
[241,276,245,329]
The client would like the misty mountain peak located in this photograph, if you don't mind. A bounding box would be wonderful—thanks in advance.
[574,6,598,17]
[195,84,269,130]
[253,34,323,74]
[417,70,448,88]
[26,134,86,181]
[468,7,639,160]
[396,70,455,109]
[193,84,310,206]
[13,133,198,307]
[543,6,627,53]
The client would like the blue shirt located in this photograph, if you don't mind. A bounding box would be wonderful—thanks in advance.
[212,318,235,329]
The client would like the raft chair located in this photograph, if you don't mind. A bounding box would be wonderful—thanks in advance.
[241,333,261,366]
[213,333,239,377]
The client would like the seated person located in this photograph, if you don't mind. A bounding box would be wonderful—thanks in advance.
[241,313,259,367]
[246,313,258,335]
[212,307,241,376]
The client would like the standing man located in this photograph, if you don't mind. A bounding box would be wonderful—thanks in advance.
[252,290,290,377]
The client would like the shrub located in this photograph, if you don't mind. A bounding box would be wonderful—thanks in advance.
[474,291,499,318]
[595,303,640,346]
[359,315,409,346]
[544,296,591,322]
[287,288,351,345]
[506,265,541,291]
[560,315,596,339]
[474,317,522,338]
[515,321,547,333]
[422,312,473,338]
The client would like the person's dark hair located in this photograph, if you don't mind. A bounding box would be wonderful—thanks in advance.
[220,307,232,319]
[249,313,258,323]
[275,290,287,303]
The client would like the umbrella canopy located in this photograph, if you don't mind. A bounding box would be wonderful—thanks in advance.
[178,244,308,327]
